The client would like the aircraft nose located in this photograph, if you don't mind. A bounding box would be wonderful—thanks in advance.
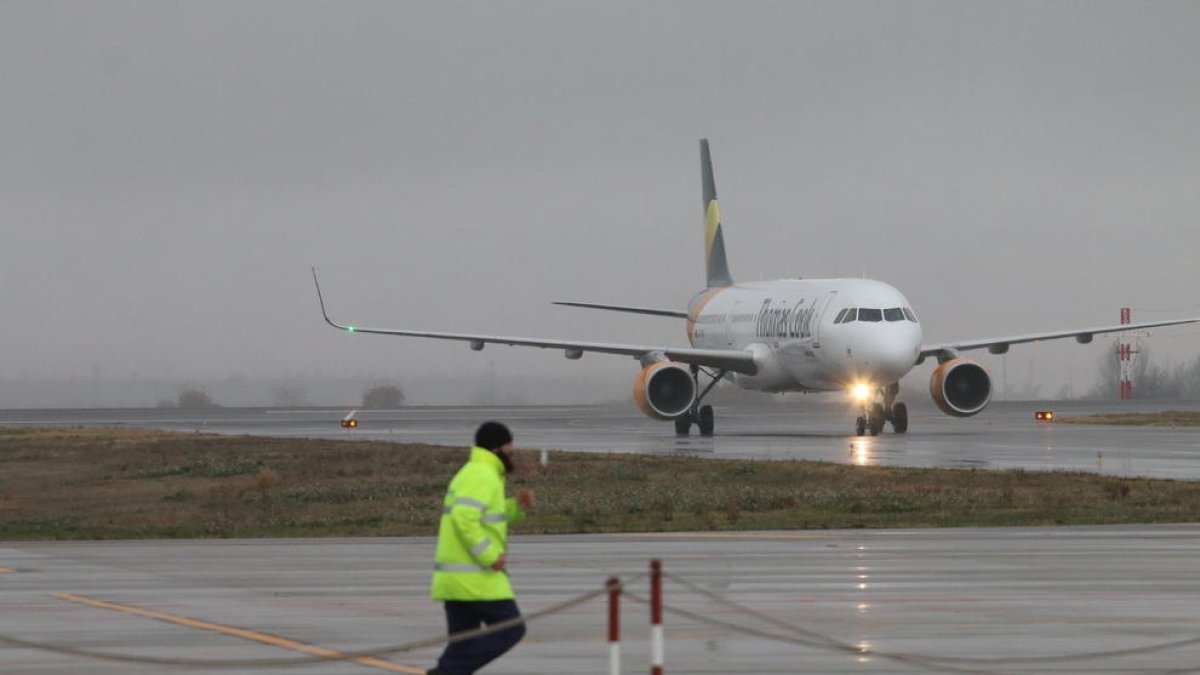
[850,336,919,383]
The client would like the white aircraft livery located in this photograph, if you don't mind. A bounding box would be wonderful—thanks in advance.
[314,140,1198,437]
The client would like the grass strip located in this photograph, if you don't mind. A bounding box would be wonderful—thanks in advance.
[1,426,1198,540]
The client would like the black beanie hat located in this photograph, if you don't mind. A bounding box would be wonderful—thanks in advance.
[474,421,513,451]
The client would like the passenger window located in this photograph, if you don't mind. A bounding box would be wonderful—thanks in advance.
[844,308,857,323]
[834,308,849,324]
[858,308,882,322]
[903,307,918,323]
[884,308,904,322]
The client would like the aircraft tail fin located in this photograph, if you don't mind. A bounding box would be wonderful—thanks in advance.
[701,139,734,287]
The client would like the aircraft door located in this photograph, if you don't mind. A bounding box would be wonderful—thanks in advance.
[811,291,838,348]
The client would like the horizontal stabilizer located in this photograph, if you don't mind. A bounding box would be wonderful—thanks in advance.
[552,301,688,319]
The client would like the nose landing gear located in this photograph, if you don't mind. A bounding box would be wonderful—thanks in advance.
[891,402,909,434]
[855,383,908,436]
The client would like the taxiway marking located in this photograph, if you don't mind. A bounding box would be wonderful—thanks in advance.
[53,593,424,674]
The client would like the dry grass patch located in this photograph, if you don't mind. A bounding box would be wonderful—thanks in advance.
[2,427,1200,540]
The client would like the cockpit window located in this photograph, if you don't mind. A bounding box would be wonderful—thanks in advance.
[833,308,849,324]
[903,307,918,323]
[858,308,882,322]
[844,308,858,323]
[884,307,904,322]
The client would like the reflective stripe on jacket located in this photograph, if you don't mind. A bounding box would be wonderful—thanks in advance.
[431,447,526,601]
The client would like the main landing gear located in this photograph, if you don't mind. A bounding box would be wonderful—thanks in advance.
[855,382,908,436]
[674,365,727,437]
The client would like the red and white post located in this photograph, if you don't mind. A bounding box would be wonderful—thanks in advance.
[1119,307,1134,400]
[608,577,621,675]
[650,559,664,675]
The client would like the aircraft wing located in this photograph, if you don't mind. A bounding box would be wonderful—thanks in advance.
[313,270,757,374]
[920,317,1200,360]
[552,301,688,319]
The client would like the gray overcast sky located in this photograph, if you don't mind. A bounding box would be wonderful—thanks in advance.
[2,1,1198,401]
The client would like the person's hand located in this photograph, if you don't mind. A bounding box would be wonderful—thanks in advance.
[517,490,536,510]
[490,554,507,572]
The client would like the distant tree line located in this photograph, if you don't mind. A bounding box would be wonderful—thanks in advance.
[157,387,220,409]
[1088,346,1200,399]
[362,382,405,408]
[153,383,410,408]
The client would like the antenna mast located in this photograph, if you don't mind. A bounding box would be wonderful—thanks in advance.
[1118,307,1137,400]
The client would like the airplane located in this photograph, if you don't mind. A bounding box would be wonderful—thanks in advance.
[313,139,1198,437]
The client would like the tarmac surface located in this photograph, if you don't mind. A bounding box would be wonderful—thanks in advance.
[3,399,1200,478]
[5,402,1200,673]
[4,526,1200,674]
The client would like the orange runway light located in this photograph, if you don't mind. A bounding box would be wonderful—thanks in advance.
[1035,411,1054,421]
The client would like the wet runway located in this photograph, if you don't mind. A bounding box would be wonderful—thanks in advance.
[4,526,1200,674]
[4,400,1200,479]
[5,406,1200,672]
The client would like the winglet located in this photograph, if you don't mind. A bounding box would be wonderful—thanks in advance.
[311,267,354,332]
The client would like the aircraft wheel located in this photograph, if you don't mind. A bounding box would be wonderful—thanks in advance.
[855,416,867,436]
[868,403,886,436]
[674,415,692,436]
[698,405,715,437]
[891,402,909,434]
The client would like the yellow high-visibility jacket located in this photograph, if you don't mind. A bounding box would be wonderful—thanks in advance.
[431,447,526,601]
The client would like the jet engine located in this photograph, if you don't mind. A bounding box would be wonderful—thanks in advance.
[633,362,696,420]
[929,358,992,417]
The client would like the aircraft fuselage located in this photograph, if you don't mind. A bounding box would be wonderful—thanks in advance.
[687,278,922,393]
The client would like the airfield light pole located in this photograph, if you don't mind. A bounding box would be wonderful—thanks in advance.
[1119,308,1134,400]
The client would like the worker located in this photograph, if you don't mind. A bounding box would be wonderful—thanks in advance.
[427,421,535,675]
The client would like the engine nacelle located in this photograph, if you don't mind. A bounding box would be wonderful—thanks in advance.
[929,358,992,417]
[633,362,696,420]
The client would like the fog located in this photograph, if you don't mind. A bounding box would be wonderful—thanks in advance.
[2,1,1198,407]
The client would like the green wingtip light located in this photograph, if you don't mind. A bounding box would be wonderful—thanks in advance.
[347,326,356,333]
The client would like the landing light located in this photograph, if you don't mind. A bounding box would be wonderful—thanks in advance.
[851,383,871,402]
[1035,411,1054,422]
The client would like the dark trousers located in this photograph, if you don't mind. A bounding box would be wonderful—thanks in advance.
[436,599,525,675]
